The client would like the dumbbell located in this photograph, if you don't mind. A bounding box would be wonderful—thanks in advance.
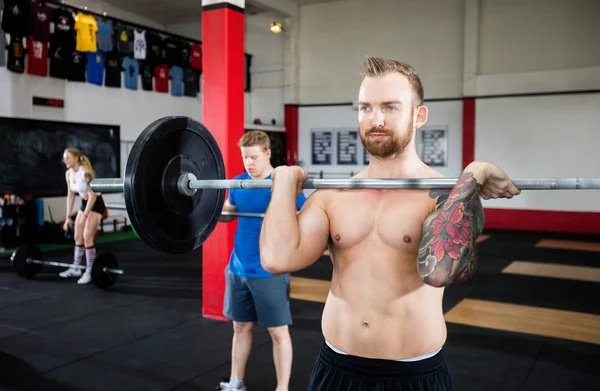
[10,244,123,290]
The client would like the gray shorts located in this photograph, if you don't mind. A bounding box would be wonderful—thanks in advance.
[223,267,292,328]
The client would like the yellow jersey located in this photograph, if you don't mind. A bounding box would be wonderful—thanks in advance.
[75,13,98,52]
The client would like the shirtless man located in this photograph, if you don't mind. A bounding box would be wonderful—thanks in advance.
[259,56,520,390]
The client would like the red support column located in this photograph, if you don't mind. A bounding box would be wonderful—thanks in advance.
[284,104,299,165]
[462,98,476,169]
[201,0,245,320]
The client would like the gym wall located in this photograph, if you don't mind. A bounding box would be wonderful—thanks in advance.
[167,11,286,126]
[0,0,196,224]
[0,3,283,227]
[291,0,600,233]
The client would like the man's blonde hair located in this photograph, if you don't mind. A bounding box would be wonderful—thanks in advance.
[238,130,271,150]
[359,56,424,107]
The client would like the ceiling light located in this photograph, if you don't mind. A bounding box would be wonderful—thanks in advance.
[270,22,283,34]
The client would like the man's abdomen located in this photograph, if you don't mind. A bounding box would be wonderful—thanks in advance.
[321,288,447,361]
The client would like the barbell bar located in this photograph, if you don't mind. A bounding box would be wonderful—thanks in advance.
[88,116,600,255]
[95,176,600,193]
[24,259,125,275]
[106,203,265,218]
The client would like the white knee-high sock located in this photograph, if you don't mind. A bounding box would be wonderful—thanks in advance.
[73,245,84,266]
[85,247,96,269]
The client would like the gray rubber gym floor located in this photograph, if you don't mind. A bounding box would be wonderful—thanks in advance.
[0,231,599,390]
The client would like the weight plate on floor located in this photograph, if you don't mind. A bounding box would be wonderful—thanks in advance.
[91,252,120,290]
[11,244,43,278]
[123,116,226,254]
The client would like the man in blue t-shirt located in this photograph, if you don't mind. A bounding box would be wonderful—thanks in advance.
[218,130,306,391]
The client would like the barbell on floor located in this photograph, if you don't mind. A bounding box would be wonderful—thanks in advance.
[90,116,600,254]
[10,244,122,290]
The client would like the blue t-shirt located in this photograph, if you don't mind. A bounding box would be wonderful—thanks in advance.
[86,52,104,86]
[96,21,113,52]
[122,57,139,90]
[170,66,183,97]
[228,171,307,278]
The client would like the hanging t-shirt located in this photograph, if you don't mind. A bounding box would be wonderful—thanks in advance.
[133,29,146,60]
[30,1,52,42]
[96,20,113,52]
[180,42,190,68]
[2,0,31,36]
[86,52,104,86]
[190,43,202,71]
[6,35,26,73]
[145,32,163,66]
[74,13,98,52]
[115,25,132,54]
[170,66,184,97]
[68,51,87,82]
[154,64,169,93]
[163,38,181,67]
[183,68,198,98]
[26,36,48,76]
[52,9,75,43]
[122,56,139,90]
[49,45,69,79]
[0,30,6,67]
[104,51,122,88]
[140,62,153,91]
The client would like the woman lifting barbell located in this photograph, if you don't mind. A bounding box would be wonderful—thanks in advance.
[59,147,108,285]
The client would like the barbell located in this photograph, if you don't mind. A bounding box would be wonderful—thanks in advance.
[10,244,122,290]
[90,116,600,254]
[106,203,265,219]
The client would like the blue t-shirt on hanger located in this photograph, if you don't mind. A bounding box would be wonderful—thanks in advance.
[96,20,113,52]
[170,66,183,97]
[86,52,104,86]
[122,56,139,90]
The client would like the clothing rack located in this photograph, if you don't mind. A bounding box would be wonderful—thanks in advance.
[44,0,202,47]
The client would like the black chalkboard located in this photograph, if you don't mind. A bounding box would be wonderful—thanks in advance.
[0,116,120,198]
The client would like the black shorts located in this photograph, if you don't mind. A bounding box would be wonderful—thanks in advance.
[80,195,107,216]
[307,341,454,391]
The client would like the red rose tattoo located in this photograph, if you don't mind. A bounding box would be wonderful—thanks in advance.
[417,172,484,287]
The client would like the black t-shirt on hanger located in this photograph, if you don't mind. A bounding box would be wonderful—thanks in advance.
[145,32,164,65]
[67,51,87,82]
[140,62,153,91]
[183,68,198,97]
[48,43,72,79]
[114,25,132,55]
[49,10,75,80]
[6,35,26,73]
[104,51,122,87]
[180,42,191,68]
[51,8,75,44]
[1,0,31,36]
[163,38,181,67]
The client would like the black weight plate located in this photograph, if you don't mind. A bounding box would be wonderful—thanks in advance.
[92,252,119,290]
[11,244,43,278]
[124,116,226,254]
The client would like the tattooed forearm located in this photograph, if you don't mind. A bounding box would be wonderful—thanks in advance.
[417,172,485,287]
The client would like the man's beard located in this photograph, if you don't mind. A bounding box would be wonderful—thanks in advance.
[360,124,414,159]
